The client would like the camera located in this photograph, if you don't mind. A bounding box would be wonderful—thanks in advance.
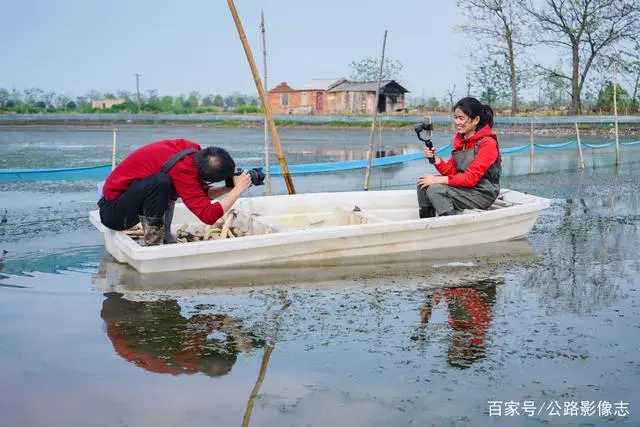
[414,118,436,165]
[415,122,433,133]
[225,167,266,188]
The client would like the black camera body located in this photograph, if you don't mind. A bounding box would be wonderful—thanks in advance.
[415,118,436,165]
[225,167,266,188]
[415,122,433,133]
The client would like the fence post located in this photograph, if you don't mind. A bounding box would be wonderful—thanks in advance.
[111,128,117,171]
[574,122,584,169]
[613,61,621,166]
[529,117,535,174]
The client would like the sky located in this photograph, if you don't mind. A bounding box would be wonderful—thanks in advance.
[1,0,555,101]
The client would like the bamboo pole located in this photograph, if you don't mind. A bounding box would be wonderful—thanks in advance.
[241,298,290,427]
[529,116,535,174]
[613,62,620,166]
[574,122,584,169]
[376,115,383,155]
[242,344,274,427]
[227,0,295,194]
[363,29,387,191]
[260,10,271,195]
[111,128,117,171]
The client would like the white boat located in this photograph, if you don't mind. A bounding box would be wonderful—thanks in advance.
[88,188,550,274]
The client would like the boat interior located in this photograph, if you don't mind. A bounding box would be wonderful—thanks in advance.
[161,190,520,243]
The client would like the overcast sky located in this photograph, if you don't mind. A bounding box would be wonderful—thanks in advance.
[2,0,565,101]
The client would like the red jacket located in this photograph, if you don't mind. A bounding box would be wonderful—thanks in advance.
[433,288,492,347]
[102,139,224,225]
[434,125,499,187]
[105,314,228,376]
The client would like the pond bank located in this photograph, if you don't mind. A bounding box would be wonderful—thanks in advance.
[1,120,640,138]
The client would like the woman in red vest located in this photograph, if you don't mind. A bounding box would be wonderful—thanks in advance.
[417,97,502,218]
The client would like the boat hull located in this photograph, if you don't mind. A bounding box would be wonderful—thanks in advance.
[89,189,550,273]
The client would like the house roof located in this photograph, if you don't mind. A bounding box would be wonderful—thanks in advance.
[329,80,409,93]
[269,82,295,93]
[299,78,347,91]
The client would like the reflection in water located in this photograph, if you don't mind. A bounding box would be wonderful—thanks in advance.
[415,279,500,369]
[284,147,407,161]
[522,193,640,314]
[90,239,537,293]
[100,292,265,377]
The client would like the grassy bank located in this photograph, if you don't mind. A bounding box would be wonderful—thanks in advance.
[1,115,640,137]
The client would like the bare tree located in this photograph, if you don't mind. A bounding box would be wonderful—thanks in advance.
[455,0,528,115]
[617,43,640,112]
[519,0,640,114]
[474,57,513,105]
[348,57,403,82]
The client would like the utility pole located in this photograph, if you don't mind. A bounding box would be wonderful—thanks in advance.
[134,73,142,113]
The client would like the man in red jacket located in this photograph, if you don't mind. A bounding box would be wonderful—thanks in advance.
[98,139,252,245]
[417,97,502,218]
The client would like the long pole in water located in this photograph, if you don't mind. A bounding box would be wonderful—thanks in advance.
[529,116,535,174]
[574,121,584,169]
[241,299,291,427]
[260,10,271,195]
[227,0,295,194]
[111,128,117,170]
[363,29,387,191]
[613,61,620,166]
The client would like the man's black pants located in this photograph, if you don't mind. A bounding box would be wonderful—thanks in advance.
[98,173,172,231]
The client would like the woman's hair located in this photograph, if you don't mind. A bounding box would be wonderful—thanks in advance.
[193,146,236,183]
[453,97,494,131]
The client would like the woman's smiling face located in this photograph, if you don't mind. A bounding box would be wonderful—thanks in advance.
[453,108,480,137]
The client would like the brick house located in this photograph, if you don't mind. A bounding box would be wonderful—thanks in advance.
[267,78,346,114]
[326,80,408,114]
[267,78,408,115]
[91,98,127,109]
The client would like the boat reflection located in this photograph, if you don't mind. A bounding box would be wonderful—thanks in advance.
[90,239,537,294]
[100,292,265,377]
[414,278,500,369]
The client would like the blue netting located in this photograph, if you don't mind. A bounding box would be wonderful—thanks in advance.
[1,139,638,183]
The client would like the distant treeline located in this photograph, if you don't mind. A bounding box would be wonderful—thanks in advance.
[0,88,262,115]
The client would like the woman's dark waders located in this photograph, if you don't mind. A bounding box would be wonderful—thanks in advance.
[417,142,501,218]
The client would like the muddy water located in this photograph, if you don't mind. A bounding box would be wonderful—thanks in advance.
[1,128,639,426]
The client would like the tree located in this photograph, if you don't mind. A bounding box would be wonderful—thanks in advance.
[518,0,640,114]
[160,96,174,110]
[596,80,630,111]
[473,57,512,106]
[188,91,201,108]
[213,95,224,107]
[55,94,72,111]
[201,94,215,107]
[542,73,571,110]
[617,43,640,112]
[455,0,528,115]
[0,88,9,107]
[348,57,403,82]
[427,96,440,110]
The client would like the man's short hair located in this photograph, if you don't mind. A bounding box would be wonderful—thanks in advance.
[193,147,236,183]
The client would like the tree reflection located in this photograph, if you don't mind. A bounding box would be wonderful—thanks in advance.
[521,193,640,314]
[100,292,265,377]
